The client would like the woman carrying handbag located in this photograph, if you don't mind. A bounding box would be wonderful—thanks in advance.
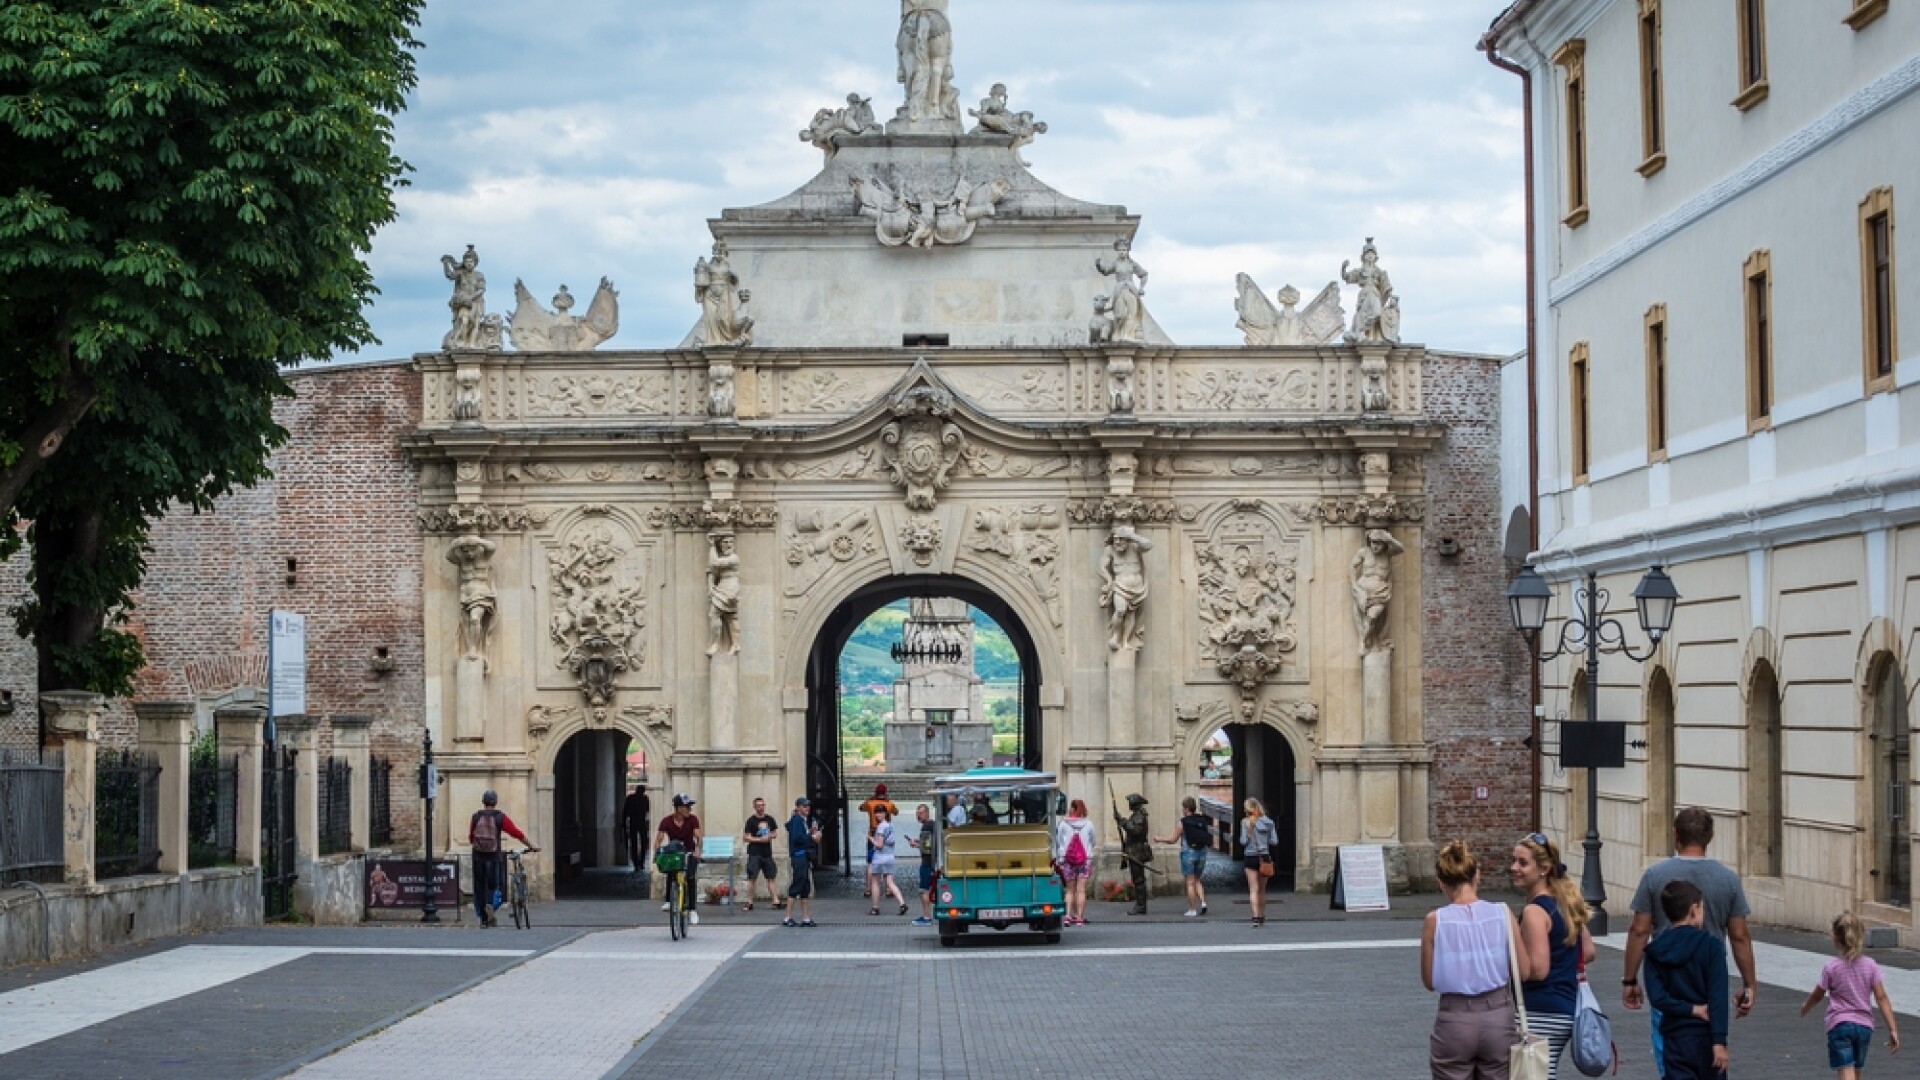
[1239,798,1280,927]
[1423,840,1547,1079]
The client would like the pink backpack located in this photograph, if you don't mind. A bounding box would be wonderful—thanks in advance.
[1064,826,1089,867]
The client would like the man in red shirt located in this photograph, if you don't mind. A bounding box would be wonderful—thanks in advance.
[655,793,703,924]
[469,790,536,927]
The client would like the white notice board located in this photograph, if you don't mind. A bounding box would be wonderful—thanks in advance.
[269,609,307,717]
[1332,844,1391,912]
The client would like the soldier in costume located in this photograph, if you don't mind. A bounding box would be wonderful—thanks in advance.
[1115,793,1152,915]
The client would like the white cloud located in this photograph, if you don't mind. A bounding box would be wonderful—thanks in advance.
[350,0,1524,359]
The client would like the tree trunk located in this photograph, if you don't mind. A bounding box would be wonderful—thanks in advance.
[0,350,99,523]
[32,505,109,691]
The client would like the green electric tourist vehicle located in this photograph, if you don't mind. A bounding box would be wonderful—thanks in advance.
[929,768,1065,946]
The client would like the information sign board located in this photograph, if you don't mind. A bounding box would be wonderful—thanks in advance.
[1329,844,1392,912]
[269,610,306,718]
[364,858,458,910]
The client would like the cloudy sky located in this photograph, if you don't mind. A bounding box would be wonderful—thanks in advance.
[351,0,1524,361]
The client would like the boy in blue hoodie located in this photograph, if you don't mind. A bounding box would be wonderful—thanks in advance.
[1645,879,1730,1079]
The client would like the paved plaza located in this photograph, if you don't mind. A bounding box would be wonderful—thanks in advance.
[1,882,1914,1079]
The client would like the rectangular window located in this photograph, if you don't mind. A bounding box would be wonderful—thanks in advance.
[1734,0,1769,109]
[1571,342,1592,483]
[1745,250,1774,430]
[1638,2,1666,175]
[1846,0,1889,32]
[1646,304,1669,460]
[1862,187,1899,394]
[1555,40,1589,226]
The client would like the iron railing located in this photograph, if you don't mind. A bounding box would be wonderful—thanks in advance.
[262,747,297,920]
[95,749,161,878]
[319,757,353,855]
[369,755,393,848]
[187,752,239,868]
[0,747,64,883]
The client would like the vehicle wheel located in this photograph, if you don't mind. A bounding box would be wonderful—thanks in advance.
[1044,931,1062,944]
[939,931,957,947]
[667,880,682,941]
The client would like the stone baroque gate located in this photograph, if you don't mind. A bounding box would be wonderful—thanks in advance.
[405,4,1448,895]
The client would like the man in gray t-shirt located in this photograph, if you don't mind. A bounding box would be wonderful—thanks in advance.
[1621,807,1757,1075]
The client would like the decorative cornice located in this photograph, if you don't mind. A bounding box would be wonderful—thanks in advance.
[418,504,549,534]
[646,500,779,531]
[1294,494,1425,526]
[1064,497,1199,526]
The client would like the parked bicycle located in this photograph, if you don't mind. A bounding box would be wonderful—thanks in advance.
[502,849,532,929]
[655,841,694,940]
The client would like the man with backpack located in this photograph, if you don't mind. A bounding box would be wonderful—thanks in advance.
[469,790,537,927]
[1158,795,1212,918]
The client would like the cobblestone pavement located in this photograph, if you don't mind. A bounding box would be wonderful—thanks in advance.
[0,889,1913,1079]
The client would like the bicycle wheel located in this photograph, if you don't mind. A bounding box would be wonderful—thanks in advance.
[512,870,530,929]
[666,875,682,940]
[675,881,691,939]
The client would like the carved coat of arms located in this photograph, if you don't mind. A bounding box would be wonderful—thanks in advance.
[880,384,965,512]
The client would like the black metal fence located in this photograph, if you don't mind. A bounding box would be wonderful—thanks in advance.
[319,757,353,855]
[187,752,239,868]
[369,755,393,848]
[95,749,161,878]
[262,747,297,921]
[0,747,64,883]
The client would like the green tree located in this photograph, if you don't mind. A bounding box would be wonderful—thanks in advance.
[0,1,423,693]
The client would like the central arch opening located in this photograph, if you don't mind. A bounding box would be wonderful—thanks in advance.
[805,574,1042,875]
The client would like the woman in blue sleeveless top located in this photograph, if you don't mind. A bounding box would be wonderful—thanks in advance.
[1511,832,1596,1080]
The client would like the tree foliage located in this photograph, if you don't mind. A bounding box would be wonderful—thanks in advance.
[0,1,423,693]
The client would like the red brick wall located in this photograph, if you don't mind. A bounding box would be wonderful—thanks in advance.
[1422,351,1532,873]
[118,361,426,844]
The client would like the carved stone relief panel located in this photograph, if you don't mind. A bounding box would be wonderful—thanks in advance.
[1189,504,1309,710]
[783,506,881,598]
[525,372,669,417]
[968,503,1064,626]
[527,702,672,753]
[779,369,894,415]
[543,511,654,699]
[957,444,1070,480]
[1175,366,1317,412]
[778,445,882,481]
[948,367,1067,411]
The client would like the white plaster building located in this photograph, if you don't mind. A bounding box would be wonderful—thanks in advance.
[1484,0,1919,942]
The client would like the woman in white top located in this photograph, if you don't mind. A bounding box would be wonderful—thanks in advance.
[1421,840,1520,1080]
[867,808,907,916]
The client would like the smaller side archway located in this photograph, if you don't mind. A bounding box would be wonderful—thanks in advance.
[1742,657,1783,878]
[1642,667,1677,863]
[1860,648,1912,908]
[1176,699,1314,889]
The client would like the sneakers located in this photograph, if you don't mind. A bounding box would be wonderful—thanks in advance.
[661,901,671,911]
[911,916,933,926]
[1199,903,1208,915]
[898,903,909,916]
[800,919,818,927]
[689,910,699,926]
[1183,909,1197,918]
[782,918,798,927]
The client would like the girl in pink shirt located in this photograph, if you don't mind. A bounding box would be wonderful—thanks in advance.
[1800,912,1900,1079]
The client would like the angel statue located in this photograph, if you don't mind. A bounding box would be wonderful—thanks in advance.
[694,240,754,348]
[1094,238,1150,343]
[800,93,881,161]
[929,176,1010,246]
[853,175,918,247]
[1341,237,1400,345]
[968,83,1048,165]
[508,278,620,352]
[1233,275,1346,347]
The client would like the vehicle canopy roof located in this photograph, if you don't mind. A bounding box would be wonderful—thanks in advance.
[929,767,1058,796]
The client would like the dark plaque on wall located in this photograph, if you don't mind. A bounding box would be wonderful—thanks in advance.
[1560,721,1627,770]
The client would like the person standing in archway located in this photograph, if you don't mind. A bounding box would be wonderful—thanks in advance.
[867,806,908,916]
[1240,797,1279,928]
[1158,796,1211,918]
[784,796,820,928]
[622,783,651,874]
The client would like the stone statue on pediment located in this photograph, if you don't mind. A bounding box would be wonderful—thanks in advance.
[1235,275,1345,347]
[694,241,754,348]
[441,245,498,351]
[1095,239,1151,344]
[1088,295,1116,345]
[895,0,960,133]
[968,83,1047,165]
[508,278,620,352]
[801,93,881,161]
[1342,237,1400,345]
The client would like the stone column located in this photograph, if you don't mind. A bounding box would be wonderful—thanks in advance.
[134,701,195,875]
[215,704,266,867]
[278,715,320,913]
[331,715,373,852]
[42,691,103,887]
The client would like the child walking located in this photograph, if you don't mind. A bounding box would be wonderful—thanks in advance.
[1800,912,1901,1079]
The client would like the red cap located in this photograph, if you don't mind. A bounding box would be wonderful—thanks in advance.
[875,783,889,796]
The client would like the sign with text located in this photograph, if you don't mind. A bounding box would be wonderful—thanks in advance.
[364,858,458,910]
[268,610,307,718]
[1329,844,1391,913]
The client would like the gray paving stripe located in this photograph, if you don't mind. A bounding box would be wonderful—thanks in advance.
[0,952,524,1080]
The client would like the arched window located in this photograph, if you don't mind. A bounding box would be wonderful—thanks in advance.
[1744,663,1782,877]
[1644,669,1676,861]
[1559,671,1590,851]
[1867,656,1911,907]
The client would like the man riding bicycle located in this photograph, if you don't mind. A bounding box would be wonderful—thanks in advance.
[655,793,703,924]
[469,790,538,928]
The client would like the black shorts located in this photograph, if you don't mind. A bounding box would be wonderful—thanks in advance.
[745,854,778,881]
[787,856,813,898]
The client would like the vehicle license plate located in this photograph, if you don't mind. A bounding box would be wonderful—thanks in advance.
[978,907,1023,919]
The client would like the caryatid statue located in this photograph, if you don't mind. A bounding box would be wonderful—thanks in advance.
[707,532,742,656]
[1095,239,1150,344]
[1349,528,1405,655]
[895,0,959,130]
[1101,526,1154,651]
[447,534,499,670]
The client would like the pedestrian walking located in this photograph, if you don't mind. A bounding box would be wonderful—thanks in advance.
[1158,795,1211,918]
[1239,797,1279,927]
[1113,792,1151,915]
[1620,806,1756,1075]
[655,793,702,926]
[468,790,537,928]
[622,783,650,872]
[1421,839,1521,1080]
[741,796,783,912]
[1054,798,1097,926]
[783,796,819,927]
[906,804,937,925]
[1800,911,1901,1079]
[1643,880,1730,1080]
[1510,832,1595,1079]
[867,806,908,916]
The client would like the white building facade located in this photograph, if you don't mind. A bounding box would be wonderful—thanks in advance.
[1485,0,1919,942]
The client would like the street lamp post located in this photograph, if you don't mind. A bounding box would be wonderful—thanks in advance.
[1507,564,1678,937]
